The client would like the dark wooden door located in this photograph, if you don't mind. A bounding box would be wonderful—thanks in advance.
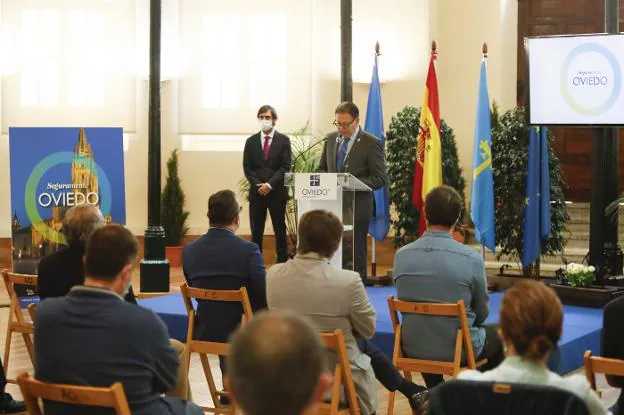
[517,0,624,201]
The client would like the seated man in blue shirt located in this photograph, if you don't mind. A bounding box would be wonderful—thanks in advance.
[393,185,504,388]
[35,224,202,415]
[183,189,267,384]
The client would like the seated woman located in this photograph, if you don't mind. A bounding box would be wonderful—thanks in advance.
[459,280,610,415]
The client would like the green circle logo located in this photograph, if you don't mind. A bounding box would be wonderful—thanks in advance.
[25,152,112,244]
[560,42,621,116]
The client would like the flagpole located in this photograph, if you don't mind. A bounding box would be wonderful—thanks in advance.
[482,42,488,262]
[370,41,380,280]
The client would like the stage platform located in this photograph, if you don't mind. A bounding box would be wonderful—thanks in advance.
[139,286,603,375]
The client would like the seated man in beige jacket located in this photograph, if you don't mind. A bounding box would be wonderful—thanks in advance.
[267,210,427,415]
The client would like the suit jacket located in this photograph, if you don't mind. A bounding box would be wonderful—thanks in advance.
[182,228,267,342]
[37,245,137,304]
[603,296,624,387]
[35,286,180,415]
[267,253,377,415]
[243,131,292,201]
[318,128,388,221]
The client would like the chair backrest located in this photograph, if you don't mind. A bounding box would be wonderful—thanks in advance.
[318,329,360,414]
[17,372,131,415]
[387,296,478,369]
[428,379,590,415]
[584,350,624,390]
[180,283,250,414]
[180,283,253,348]
[2,269,38,311]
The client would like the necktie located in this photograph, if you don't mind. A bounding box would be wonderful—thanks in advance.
[336,137,350,171]
[262,136,270,160]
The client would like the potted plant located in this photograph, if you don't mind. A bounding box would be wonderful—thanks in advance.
[238,124,321,257]
[548,262,624,307]
[565,263,595,288]
[385,106,467,249]
[162,149,189,267]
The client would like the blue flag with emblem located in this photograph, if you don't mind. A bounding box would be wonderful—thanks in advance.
[365,53,390,241]
[470,58,495,252]
[522,126,551,268]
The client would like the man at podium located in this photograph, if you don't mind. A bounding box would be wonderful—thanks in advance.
[318,102,388,283]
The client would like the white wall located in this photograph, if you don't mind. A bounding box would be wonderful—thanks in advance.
[0,0,519,238]
[433,0,518,199]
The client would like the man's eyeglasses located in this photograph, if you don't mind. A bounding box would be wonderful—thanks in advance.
[333,119,356,128]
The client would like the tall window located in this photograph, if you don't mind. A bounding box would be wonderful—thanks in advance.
[200,12,287,110]
[20,9,61,106]
[20,9,106,107]
[66,10,106,107]
[201,13,242,109]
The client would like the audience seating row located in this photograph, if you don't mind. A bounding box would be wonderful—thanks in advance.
[2,268,624,414]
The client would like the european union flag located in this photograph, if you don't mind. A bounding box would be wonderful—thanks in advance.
[522,126,551,268]
[365,54,390,241]
[470,59,495,252]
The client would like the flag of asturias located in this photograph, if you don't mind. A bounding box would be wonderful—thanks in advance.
[412,53,442,235]
[365,53,391,241]
[470,58,495,252]
[522,126,551,268]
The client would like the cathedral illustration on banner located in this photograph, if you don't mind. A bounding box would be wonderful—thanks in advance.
[11,128,109,266]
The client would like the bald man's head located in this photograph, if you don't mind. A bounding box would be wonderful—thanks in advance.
[228,311,329,415]
[62,204,105,247]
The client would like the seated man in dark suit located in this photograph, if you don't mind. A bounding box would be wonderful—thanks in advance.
[35,224,201,415]
[183,189,267,378]
[603,296,624,414]
[37,203,137,303]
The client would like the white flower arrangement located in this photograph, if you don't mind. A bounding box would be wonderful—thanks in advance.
[565,263,596,288]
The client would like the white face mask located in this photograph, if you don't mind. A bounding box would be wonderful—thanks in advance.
[259,119,273,132]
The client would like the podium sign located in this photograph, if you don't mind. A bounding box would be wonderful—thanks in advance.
[294,173,338,201]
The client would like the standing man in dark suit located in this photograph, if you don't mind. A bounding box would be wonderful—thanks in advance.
[318,102,388,283]
[183,189,267,383]
[243,105,292,263]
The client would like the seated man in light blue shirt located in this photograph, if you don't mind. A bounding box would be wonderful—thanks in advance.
[393,185,504,388]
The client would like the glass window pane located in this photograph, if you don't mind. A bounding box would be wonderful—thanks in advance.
[248,63,286,109]
[201,64,221,109]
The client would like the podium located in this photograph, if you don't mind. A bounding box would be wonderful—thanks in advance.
[285,172,371,270]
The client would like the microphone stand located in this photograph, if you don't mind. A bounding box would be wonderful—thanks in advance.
[290,137,328,172]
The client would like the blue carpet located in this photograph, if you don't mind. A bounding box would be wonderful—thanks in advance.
[140,287,603,375]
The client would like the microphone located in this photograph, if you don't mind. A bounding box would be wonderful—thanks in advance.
[290,136,328,172]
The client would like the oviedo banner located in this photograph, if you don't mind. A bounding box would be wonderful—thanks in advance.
[9,127,126,298]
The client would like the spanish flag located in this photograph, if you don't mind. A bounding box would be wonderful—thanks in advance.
[412,50,442,235]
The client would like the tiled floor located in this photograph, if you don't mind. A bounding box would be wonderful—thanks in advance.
[0,267,618,414]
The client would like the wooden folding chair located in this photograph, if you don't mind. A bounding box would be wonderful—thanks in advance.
[1,269,37,382]
[386,296,488,414]
[584,350,624,398]
[180,283,254,414]
[317,329,360,415]
[28,303,38,323]
[17,372,131,415]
